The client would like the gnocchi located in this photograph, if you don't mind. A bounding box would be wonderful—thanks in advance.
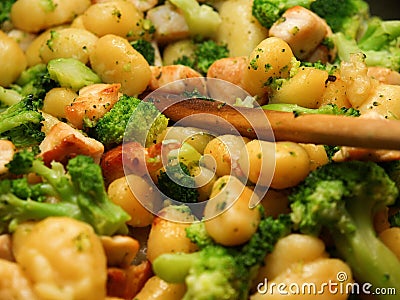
[0,1,399,300]
[13,217,107,300]
[89,34,151,95]
[0,30,27,87]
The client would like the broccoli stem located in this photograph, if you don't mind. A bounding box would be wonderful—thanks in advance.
[262,103,360,117]
[30,160,76,203]
[1,193,82,232]
[152,252,199,283]
[332,203,400,299]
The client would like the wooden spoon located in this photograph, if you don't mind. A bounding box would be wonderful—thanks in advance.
[150,96,400,150]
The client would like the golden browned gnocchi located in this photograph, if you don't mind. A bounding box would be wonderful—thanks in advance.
[241,37,295,99]
[11,0,91,33]
[204,175,261,246]
[257,234,328,281]
[251,258,353,299]
[379,227,400,260]
[203,134,250,178]
[12,217,107,300]
[81,1,145,40]
[237,139,275,187]
[134,276,187,300]
[269,67,329,108]
[108,174,156,228]
[252,234,352,300]
[42,87,78,119]
[89,34,151,95]
[271,142,311,189]
[0,259,39,300]
[37,28,98,64]
[239,140,310,189]
[0,30,27,87]
[146,206,197,263]
[298,144,329,171]
[216,0,268,57]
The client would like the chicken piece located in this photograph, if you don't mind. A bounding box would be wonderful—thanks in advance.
[148,65,205,93]
[367,66,400,85]
[0,140,15,175]
[65,83,121,130]
[207,56,247,88]
[207,56,253,103]
[100,141,180,186]
[107,260,153,300]
[146,3,189,44]
[269,6,329,60]
[101,235,140,268]
[39,121,104,165]
[333,147,400,162]
[305,43,335,64]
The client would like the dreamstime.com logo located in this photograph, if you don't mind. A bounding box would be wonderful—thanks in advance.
[256,272,397,296]
[121,78,275,222]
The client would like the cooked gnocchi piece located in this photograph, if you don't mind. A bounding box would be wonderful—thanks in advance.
[12,217,107,300]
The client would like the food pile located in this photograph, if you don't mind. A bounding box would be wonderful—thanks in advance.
[0,0,400,299]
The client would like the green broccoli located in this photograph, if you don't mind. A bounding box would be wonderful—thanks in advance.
[262,103,360,117]
[174,40,229,75]
[333,31,400,72]
[89,94,169,149]
[157,162,199,203]
[47,58,102,91]
[130,39,155,65]
[169,0,222,38]
[153,213,292,300]
[379,160,400,227]
[252,0,314,29]
[2,150,130,235]
[289,161,400,300]
[0,0,16,25]
[0,95,45,148]
[310,0,369,39]
[14,63,58,104]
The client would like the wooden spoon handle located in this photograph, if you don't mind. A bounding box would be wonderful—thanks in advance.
[152,97,400,150]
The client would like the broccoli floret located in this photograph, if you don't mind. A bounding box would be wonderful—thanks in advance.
[47,58,101,91]
[14,63,58,104]
[153,214,291,300]
[130,39,155,65]
[333,31,400,72]
[379,160,400,226]
[0,177,53,202]
[174,40,229,75]
[90,94,168,149]
[358,17,400,51]
[0,95,45,148]
[262,103,360,117]
[194,40,229,74]
[2,150,130,235]
[0,0,16,25]
[252,0,313,29]
[310,0,369,39]
[169,0,221,38]
[157,162,199,203]
[289,161,400,299]
[174,55,196,70]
